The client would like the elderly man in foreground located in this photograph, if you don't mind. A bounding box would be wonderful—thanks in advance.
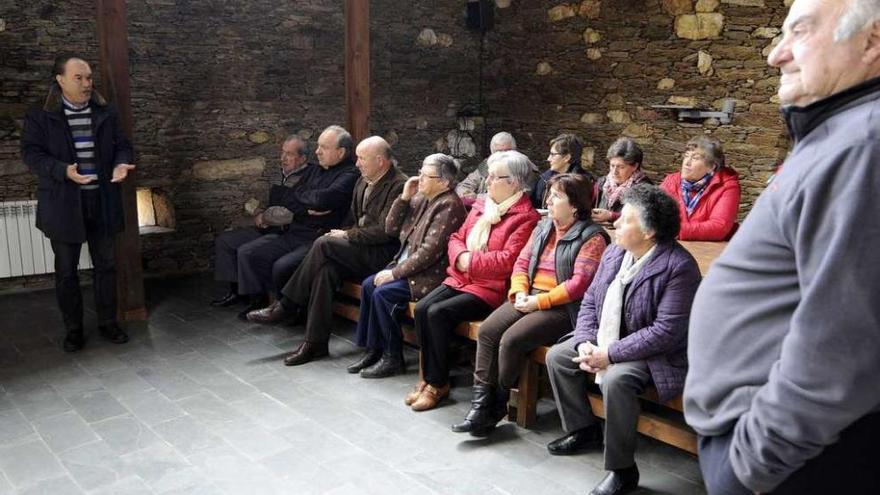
[684,0,880,493]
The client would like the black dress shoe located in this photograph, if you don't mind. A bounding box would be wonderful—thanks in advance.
[589,466,639,495]
[283,341,329,366]
[359,353,404,379]
[347,349,382,374]
[98,323,129,344]
[547,424,603,455]
[63,329,85,352]
[210,292,243,307]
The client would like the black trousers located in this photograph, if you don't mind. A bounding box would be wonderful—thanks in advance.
[414,284,493,387]
[698,413,880,495]
[50,190,117,331]
[282,235,397,344]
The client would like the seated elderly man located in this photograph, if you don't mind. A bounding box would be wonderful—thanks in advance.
[232,125,360,319]
[210,135,312,307]
[455,131,538,207]
[247,136,407,367]
[545,184,701,495]
[660,136,741,241]
[348,153,467,378]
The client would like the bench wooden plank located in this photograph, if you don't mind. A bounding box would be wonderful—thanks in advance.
[588,393,697,455]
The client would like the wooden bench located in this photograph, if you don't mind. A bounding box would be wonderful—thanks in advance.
[330,241,726,456]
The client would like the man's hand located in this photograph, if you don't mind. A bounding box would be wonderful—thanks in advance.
[111,163,136,183]
[254,212,268,229]
[572,342,610,373]
[455,251,471,272]
[326,229,347,239]
[66,164,96,185]
[513,295,539,313]
[591,208,613,224]
[308,209,332,216]
[400,176,420,201]
[374,269,395,287]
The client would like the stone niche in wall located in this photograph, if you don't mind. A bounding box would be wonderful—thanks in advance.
[137,188,176,234]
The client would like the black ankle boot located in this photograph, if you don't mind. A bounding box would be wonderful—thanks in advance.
[63,328,85,352]
[451,383,500,435]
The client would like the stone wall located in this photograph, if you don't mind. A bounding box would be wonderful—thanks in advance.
[482,0,792,217]
[0,0,481,282]
[1,0,792,287]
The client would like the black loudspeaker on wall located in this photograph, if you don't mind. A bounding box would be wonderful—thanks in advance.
[466,0,494,31]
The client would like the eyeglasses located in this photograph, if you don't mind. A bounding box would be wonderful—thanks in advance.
[683,151,707,161]
[486,174,511,182]
[418,171,442,179]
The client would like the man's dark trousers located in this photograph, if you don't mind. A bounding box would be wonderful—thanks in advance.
[698,413,880,495]
[50,189,117,331]
[282,235,397,344]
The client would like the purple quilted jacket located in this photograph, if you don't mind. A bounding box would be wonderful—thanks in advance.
[569,241,701,402]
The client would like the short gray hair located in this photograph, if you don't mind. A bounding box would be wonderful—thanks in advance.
[324,125,354,160]
[489,132,517,153]
[606,137,644,169]
[836,0,880,41]
[623,184,680,244]
[283,134,309,156]
[423,153,459,189]
[686,135,725,169]
[488,150,533,192]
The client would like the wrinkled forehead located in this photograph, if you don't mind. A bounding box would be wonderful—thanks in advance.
[783,0,843,32]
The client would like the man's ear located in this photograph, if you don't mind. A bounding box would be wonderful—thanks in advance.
[863,20,880,64]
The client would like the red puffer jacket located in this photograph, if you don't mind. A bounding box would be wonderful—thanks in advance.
[661,167,741,241]
[444,194,540,307]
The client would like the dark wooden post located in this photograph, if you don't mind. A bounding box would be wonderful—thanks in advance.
[96,0,147,321]
[345,0,370,142]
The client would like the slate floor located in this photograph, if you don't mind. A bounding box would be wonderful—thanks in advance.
[0,274,706,495]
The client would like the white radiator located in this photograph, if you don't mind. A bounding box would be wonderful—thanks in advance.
[0,200,93,278]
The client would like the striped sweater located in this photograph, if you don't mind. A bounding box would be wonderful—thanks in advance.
[62,97,98,190]
[508,225,606,309]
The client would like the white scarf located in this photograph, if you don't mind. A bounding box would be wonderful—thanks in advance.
[466,191,524,252]
[595,245,656,383]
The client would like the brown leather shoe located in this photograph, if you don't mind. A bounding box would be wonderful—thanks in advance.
[283,341,329,366]
[411,383,450,412]
[247,301,287,324]
[404,380,427,406]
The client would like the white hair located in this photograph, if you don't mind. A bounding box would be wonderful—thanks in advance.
[489,132,517,153]
[836,0,880,41]
[487,150,534,192]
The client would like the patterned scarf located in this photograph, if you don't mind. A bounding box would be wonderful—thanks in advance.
[681,172,714,216]
[466,191,523,252]
[602,169,646,209]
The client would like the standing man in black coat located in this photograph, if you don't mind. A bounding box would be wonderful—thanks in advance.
[20,54,136,352]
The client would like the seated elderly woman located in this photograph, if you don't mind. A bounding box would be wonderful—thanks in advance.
[660,136,741,241]
[545,184,701,495]
[592,137,652,224]
[531,133,595,208]
[406,150,541,412]
[451,174,609,436]
[348,154,467,378]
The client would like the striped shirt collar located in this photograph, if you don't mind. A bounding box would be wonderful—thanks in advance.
[61,95,90,111]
